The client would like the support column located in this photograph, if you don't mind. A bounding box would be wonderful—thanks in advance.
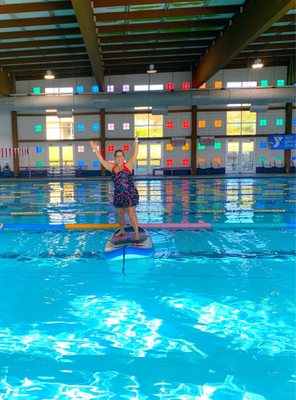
[100,108,106,177]
[11,111,19,177]
[191,105,197,175]
[284,102,292,173]
[0,70,14,96]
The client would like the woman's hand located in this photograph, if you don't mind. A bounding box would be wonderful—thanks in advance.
[90,141,99,152]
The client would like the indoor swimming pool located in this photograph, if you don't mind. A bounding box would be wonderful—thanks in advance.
[0,177,295,399]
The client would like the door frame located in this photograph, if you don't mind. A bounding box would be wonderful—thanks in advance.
[226,138,256,173]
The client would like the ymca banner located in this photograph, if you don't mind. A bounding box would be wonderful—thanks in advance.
[269,135,296,150]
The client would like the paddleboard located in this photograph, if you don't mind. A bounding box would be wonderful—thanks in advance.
[104,226,153,260]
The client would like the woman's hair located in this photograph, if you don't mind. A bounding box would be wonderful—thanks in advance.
[114,149,125,157]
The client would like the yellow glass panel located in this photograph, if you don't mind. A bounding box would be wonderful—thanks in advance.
[242,111,256,123]
[214,157,221,163]
[166,143,173,151]
[182,143,190,150]
[150,144,161,159]
[215,81,222,89]
[242,123,256,135]
[227,124,241,135]
[138,144,147,159]
[150,159,161,166]
[135,114,149,126]
[48,146,60,166]
[198,120,206,128]
[227,111,241,123]
[242,142,254,152]
[197,157,205,162]
[149,126,163,137]
[149,115,163,125]
[135,127,149,138]
[214,120,222,127]
[228,142,239,152]
[137,160,147,166]
[62,146,73,166]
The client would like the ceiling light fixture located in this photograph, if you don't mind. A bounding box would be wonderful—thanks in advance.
[44,70,55,79]
[252,58,264,69]
[147,64,157,74]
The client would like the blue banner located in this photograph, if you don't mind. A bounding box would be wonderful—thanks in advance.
[269,134,296,150]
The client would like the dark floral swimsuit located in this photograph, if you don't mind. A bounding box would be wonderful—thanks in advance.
[112,164,139,208]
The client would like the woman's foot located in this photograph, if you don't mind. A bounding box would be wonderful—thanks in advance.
[134,234,141,241]
[115,229,125,237]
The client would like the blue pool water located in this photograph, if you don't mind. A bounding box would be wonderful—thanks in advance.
[0,177,295,399]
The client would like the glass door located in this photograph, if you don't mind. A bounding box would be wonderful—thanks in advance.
[241,141,255,173]
[226,141,239,173]
[135,143,162,175]
[226,139,255,173]
[62,145,74,176]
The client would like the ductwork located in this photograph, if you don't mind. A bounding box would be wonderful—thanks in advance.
[0,87,295,112]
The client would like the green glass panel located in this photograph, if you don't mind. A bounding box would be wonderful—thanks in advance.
[34,124,42,133]
[33,87,41,94]
[277,79,285,86]
[259,157,266,164]
[260,80,268,87]
[276,118,284,126]
[214,142,222,149]
[198,143,205,150]
[36,161,43,167]
[259,119,267,126]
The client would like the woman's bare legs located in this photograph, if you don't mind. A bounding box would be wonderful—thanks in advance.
[127,206,140,240]
[115,207,126,236]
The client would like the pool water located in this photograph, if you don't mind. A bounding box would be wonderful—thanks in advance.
[0,178,295,399]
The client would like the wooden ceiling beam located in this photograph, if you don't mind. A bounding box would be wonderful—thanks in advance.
[254,34,296,43]
[0,28,81,40]
[192,0,294,87]
[0,47,87,59]
[236,49,296,58]
[94,0,222,6]
[0,54,89,66]
[105,55,197,65]
[7,61,91,72]
[99,31,217,43]
[71,0,104,91]
[102,48,202,60]
[263,25,295,34]
[0,16,77,28]
[97,20,226,34]
[101,40,210,52]
[244,42,296,51]
[95,6,238,22]
[0,38,83,50]
[0,1,71,14]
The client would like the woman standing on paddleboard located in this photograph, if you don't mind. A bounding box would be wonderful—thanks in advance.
[90,135,140,241]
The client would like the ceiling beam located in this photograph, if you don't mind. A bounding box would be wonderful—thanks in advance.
[95,6,238,22]
[0,55,89,66]
[102,48,202,60]
[94,0,217,6]
[0,1,71,14]
[99,31,217,43]
[0,47,87,59]
[96,20,225,34]
[192,0,295,87]
[0,16,77,28]
[7,61,91,72]
[254,34,296,43]
[105,55,197,66]
[101,40,210,53]
[71,0,104,91]
[0,28,81,40]
[0,39,83,50]
[266,25,296,34]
